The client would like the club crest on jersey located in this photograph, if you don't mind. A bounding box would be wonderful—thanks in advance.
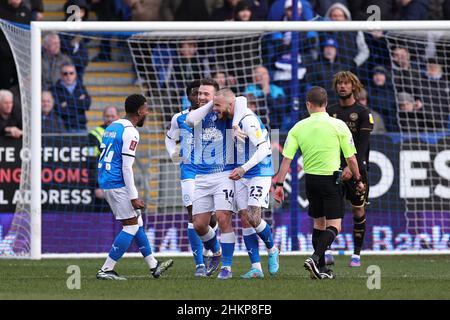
[369,113,374,124]
[129,140,138,151]
[350,112,359,121]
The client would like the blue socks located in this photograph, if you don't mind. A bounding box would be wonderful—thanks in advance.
[199,226,221,254]
[103,221,158,271]
[255,220,274,250]
[220,232,236,268]
[243,228,261,264]
[188,223,204,266]
[134,226,152,258]
[108,229,135,261]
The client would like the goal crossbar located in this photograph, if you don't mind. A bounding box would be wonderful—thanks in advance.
[32,20,450,32]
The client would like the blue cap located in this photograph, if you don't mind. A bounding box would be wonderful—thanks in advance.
[323,38,338,48]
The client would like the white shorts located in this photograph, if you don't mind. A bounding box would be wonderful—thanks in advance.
[181,179,195,207]
[235,176,272,212]
[104,186,141,220]
[192,171,235,215]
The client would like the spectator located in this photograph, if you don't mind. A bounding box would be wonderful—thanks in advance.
[171,40,206,92]
[244,65,286,129]
[0,89,22,138]
[367,65,399,131]
[419,58,450,130]
[362,31,391,78]
[397,91,425,131]
[124,0,162,20]
[26,0,44,20]
[277,0,318,57]
[247,0,269,20]
[222,0,268,20]
[88,106,119,156]
[356,88,386,134]
[323,3,370,68]
[445,0,450,20]
[51,63,91,132]
[41,90,66,134]
[267,0,316,95]
[171,0,222,21]
[88,0,118,62]
[211,0,240,20]
[42,33,73,90]
[212,70,228,89]
[146,42,173,90]
[428,0,444,19]
[233,0,253,20]
[306,38,348,106]
[391,46,423,108]
[211,67,237,89]
[0,0,32,89]
[113,0,132,20]
[61,0,90,81]
[396,0,429,20]
[267,0,315,21]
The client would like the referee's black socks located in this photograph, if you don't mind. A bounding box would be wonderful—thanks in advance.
[312,229,325,267]
[353,215,366,256]
[312,226,338,264]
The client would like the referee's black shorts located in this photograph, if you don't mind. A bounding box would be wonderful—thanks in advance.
[343,169,369,207]
[305,173,345,220]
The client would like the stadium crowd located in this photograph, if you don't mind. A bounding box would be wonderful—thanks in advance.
[0,0,449,137]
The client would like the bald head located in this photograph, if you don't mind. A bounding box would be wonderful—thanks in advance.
[213,88,236,120]
[103,106,119,126]
[41,91,54,115]
[215,88,235,102]
[0,90,13,117]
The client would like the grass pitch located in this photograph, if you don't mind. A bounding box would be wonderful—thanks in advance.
[0,255,449,300]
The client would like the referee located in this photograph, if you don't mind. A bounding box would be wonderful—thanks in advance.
[274,86,365,280]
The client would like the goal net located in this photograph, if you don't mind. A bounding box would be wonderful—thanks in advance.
[0,20,448,258]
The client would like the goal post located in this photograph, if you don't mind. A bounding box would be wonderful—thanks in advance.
[0,20,449,259]
[30,23,42,260]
